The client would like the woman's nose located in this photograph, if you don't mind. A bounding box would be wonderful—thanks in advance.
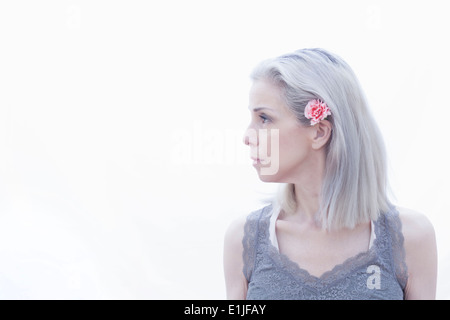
[243,131,249,146]
[243,128,257,146]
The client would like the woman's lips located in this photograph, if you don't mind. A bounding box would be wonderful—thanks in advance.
[251,157,269,165]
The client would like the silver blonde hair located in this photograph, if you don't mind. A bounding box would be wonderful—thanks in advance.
[251,48,392,230]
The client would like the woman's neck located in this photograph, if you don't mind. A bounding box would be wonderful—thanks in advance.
[291,150,326,225]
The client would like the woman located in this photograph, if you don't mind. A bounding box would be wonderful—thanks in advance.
[223,48,437,300]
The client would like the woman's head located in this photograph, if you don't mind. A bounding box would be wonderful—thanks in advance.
[245,48,391,230]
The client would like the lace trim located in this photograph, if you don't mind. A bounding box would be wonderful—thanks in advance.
[384,206,409,290]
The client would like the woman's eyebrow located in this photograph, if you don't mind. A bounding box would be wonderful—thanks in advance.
[248,106,274,112]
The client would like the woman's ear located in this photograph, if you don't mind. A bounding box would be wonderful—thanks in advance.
[311,120,332,150]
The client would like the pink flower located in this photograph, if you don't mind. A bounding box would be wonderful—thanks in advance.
[304,99,331,126]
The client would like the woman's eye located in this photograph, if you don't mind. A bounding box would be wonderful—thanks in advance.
[259,114,271,123]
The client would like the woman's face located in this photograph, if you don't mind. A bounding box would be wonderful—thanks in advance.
[244,79,316,183]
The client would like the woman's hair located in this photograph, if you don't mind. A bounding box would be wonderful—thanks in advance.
[251,48,392,230]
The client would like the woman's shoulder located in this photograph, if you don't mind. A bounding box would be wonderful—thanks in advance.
[224,215,247,244]
[224,204,272,241]
[395,206,435,245]
[395,206,437,274]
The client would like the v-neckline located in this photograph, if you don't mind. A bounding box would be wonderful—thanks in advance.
[265,212,380,288]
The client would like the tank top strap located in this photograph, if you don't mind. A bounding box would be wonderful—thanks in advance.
[242,204,273,282]
[373,206,409,291]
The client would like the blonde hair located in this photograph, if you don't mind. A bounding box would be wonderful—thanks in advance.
[251,48,392,230]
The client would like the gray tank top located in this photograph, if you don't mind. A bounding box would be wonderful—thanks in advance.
[243,204,408,300]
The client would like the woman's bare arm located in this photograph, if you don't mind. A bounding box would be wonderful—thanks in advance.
[223,217,248,299]
[399,207,438,300]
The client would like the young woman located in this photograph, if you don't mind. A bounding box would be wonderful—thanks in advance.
[223,48,437,300]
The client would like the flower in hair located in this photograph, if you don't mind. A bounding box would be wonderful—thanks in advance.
[304,99,331,126]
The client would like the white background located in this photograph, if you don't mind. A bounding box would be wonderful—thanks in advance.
[0,0,449,299]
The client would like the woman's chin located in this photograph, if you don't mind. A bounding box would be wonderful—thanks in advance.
[255,168,281,182]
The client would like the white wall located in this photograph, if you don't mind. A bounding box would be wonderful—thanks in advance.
[0,0,449,299]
